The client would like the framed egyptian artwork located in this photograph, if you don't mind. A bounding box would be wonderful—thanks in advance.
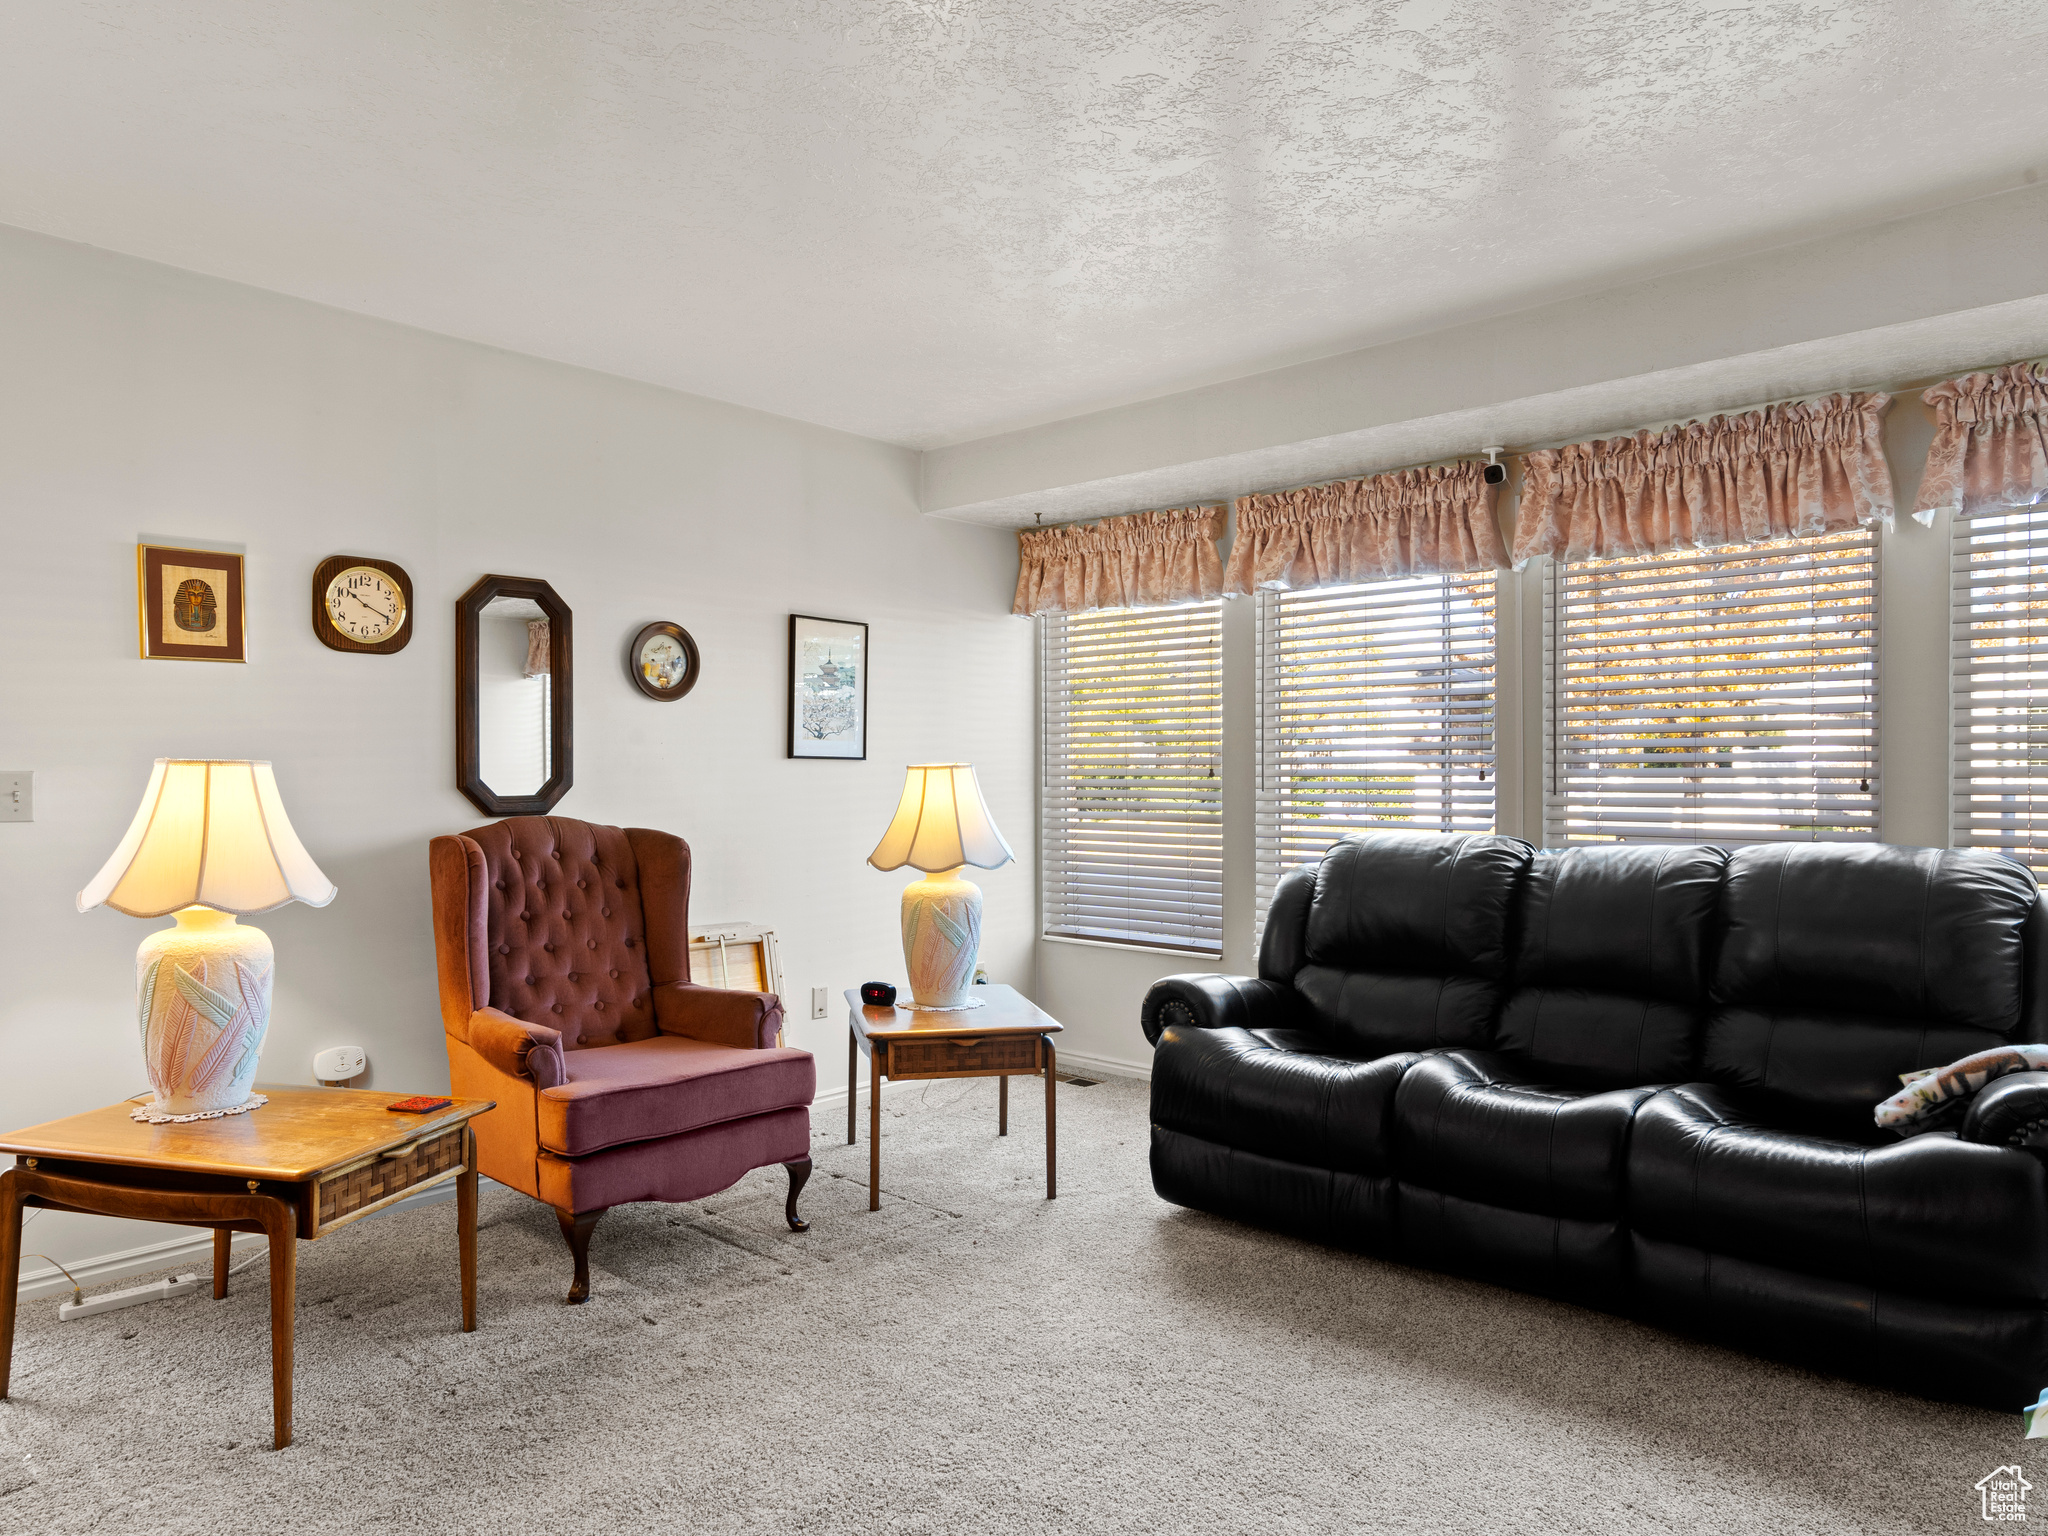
[137,544,247,662]
[787,613,867,759]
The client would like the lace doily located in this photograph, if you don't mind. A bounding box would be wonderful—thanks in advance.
[908,996,987,1013]
[130,1093,268,1125]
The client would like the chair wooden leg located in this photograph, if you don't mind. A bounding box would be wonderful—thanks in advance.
[212,1227,231,1299]
[784,1157,812,1232]
[555,1209,605,1305]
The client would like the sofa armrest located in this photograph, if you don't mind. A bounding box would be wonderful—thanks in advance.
[1140,974,1304,1047]
[1962,1071,2048,1147]
[468,1007,567,1091]
[653,981,784,1050]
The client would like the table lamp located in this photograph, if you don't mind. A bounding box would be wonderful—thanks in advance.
[77,760,337,1120]
[867,763,1013,1009]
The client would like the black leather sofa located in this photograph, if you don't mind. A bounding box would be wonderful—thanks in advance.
[1142,830,2048,1409]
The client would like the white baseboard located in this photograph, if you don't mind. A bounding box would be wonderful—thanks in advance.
[16,1180,460,1302]
[1056,1049,1153,1084]
[805,1049,1151,1127]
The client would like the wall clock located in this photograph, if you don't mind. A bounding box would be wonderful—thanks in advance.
[628,620,701,701]
[312,555,413,654]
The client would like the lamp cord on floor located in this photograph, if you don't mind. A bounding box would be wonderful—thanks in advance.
[23,1254,84,1309]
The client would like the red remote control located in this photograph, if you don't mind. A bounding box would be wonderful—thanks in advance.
[386,1095,453,1114]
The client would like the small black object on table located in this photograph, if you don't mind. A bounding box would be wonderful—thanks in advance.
[845,984,1063,1211]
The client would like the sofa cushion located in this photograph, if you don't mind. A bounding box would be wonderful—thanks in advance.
[1703,843,2037,1135]
[1150,1023,1413,1176]
[1393,1049,1653,1220]
[1627,1083,2048,1306]
[1294,831,1534,1055]
[537,1035,816,1157]
[1499,844,1726,1086]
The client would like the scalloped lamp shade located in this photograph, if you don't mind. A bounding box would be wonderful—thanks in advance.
[79,760,336,1118]
[867,764,1012,1009]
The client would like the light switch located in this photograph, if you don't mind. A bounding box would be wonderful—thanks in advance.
[0,772,29,823]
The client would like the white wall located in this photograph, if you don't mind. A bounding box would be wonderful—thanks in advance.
[0,224,1034,1272]
[925,180,2048,523]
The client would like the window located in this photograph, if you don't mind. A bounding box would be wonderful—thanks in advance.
[1952,501,2048,869]
[1545,529,1879,845]
[1041,602,1224,954]
[1255,573,1497,921]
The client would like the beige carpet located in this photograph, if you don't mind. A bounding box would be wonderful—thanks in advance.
[0,1076,2021,1534]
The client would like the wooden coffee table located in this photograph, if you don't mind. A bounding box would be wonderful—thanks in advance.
[845,983,1063,1210]
[0,1085,493,1449]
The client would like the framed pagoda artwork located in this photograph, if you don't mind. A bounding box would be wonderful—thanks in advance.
[787,614,867,760]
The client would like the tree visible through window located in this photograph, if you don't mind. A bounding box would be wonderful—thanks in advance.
[1953,502,2048,870]
[1041,602,1223,954]
[1255,573,1497,924]
[1545,530,1879,845]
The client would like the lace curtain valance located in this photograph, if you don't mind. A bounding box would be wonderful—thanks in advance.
[1223,462,1508,595]
[1511,392,1895,567]
[1011,505,1224,616]
[1915,363,2048,523]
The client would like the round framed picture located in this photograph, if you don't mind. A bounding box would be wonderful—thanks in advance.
[628,621,702,702]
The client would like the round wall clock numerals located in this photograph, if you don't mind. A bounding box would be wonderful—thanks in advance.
[312,555,413,654]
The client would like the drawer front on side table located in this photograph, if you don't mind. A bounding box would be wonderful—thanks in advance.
[316,1126,466,1234]
[888,1034,1041,1077]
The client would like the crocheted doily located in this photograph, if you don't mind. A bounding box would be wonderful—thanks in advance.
[130,1093,268,1125]
[907,996,987,1012]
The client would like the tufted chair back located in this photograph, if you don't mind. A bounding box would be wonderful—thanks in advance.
[455,815,693,1050]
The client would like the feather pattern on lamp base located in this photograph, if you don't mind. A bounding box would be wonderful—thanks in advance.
[900,867,982,1009]
[135,907,273,1116]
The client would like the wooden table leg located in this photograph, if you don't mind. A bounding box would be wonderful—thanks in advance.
[847,1027,857,1145]
[263,1199,296,1450]
[1044,1038,1057,1201]
[457,1125,478,1334]
[869,1046,882,1212]
[212,1227,231,1298]
[999,1073,1008,1136]
[0,1172,21,1400]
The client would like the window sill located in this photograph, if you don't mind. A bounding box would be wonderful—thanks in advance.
[1040,933,1224,961]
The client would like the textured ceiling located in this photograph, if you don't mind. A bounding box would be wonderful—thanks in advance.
[0,3,2042,449]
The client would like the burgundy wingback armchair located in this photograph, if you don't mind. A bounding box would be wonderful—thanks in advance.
[429,815,815,1302]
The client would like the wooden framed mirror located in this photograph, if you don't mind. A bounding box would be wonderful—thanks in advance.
[457,574,573,815]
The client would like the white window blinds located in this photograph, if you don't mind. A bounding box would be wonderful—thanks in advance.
[1952,502,2048,870]
[1545,529,1879,845]
[1255,574,1497,923]
[1041,602,1224,955]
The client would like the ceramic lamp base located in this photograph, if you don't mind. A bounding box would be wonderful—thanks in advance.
[900,867,983,1009]
[135,907,274,1117]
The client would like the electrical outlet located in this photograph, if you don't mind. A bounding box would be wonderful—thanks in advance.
[0,771,30,823]
[810,987,829,1019]
[314,1045,366,1082]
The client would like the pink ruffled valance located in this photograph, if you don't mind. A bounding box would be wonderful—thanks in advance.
[1915,363,2048,524]
[1223,462,1507,594]
[1011,505,1224,616]
[1511,392,1894,567]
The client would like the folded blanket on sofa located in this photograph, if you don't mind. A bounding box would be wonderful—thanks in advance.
[1876,1045,2048,1134]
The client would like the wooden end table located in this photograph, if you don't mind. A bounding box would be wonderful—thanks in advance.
[845,983,1063,1211]
[0,1085,494,1449]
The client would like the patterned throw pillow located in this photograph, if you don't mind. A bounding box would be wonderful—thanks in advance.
[1875,1045,2048,1134]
